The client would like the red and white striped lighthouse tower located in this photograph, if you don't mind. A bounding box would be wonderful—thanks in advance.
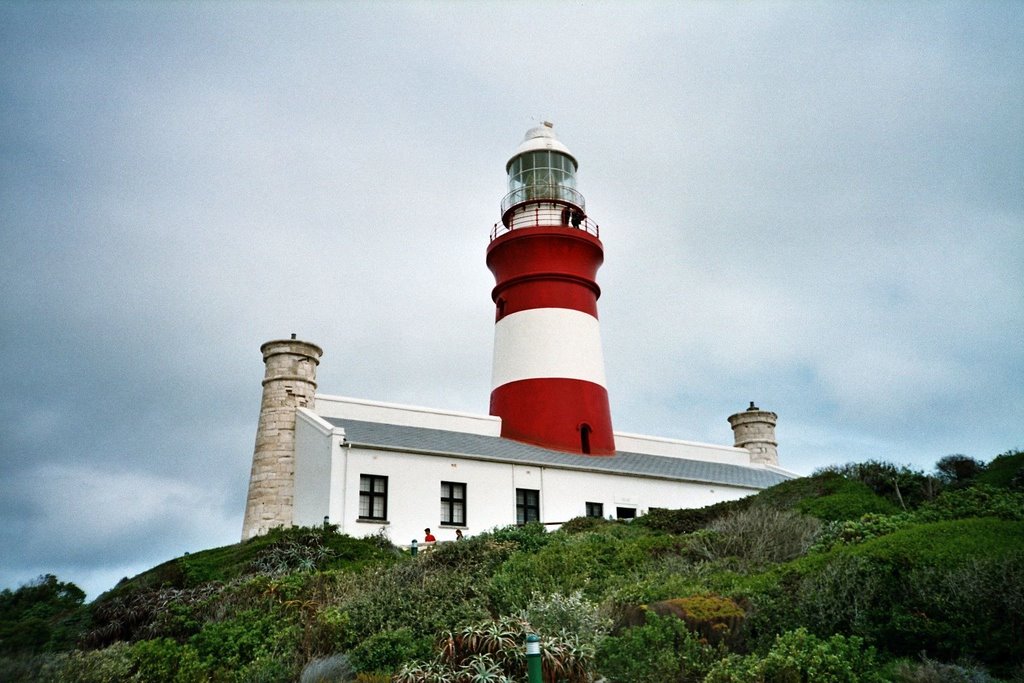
[487,123,615,455]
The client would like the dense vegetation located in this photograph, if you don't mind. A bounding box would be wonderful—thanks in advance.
[2,449,1022,682]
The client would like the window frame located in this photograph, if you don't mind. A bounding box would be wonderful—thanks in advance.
[358,474,388,521]
[616,506,637,520]
[440,481,467,527]
[516,488,540,525]
[585,502,603,518]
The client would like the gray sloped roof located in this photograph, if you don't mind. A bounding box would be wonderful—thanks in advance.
[323,417,794,490]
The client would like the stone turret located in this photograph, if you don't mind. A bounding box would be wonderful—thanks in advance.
[241,335,322,540]
[728,402,778,466]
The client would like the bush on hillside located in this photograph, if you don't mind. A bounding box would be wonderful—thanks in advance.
[596,612,721,683]
[346,628,431,677]
[486,529,674,614]
[520,591,611,648]
[890,655,1002,683]
[797,488,900,521]
[559,515,615,534]
[915,484,1024,522]
[690,508,821,567]
[977,449,1024,490]
[934,455,987,488]
[484,522,551,553]
[810,513,915,553]
[395,615,592,683]
[705,628,884,683]
[0,575,88,655]
[637,498,752,534]
[757,472,899,521]
[819,461,939,509]
[743,519,1024,674]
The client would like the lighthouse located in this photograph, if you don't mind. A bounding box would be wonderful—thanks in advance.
[487,123,615,455]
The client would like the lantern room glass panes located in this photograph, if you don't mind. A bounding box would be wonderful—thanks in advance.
[507,150,577,203]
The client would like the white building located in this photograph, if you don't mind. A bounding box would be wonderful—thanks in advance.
[241,125,796,543]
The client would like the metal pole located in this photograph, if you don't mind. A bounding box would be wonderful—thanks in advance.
[526,633,542,683]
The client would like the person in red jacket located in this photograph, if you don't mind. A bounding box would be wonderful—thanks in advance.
[423,528,436,543]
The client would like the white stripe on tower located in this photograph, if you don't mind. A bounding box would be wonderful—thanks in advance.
[491,308,607,389]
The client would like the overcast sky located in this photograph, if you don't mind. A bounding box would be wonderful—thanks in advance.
[2,1,1021,600]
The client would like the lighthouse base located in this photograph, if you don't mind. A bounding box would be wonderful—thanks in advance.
[490,377,615,455]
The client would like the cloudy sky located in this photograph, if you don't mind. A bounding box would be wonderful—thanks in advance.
[2,1,1021,599]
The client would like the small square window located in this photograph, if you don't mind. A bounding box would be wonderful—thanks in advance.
[516,488,540,525]
[585,502,603,518]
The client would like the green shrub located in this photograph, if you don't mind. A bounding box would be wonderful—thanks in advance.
[810,513,914,552]
[743,520,1024,674]
[637,498,752,535]
[129,638,208,682]
[521,590,612,648]
[0,574,89,654]
[300,653,354,683]
[797,490,899,522]
[649,595,746,649]
[915,485,1024,522]
[33,643,135,683]
[101,527,396,599]
[705,628,883,682]
[485,522,551,553]
[560,515,614,534]
[934,455,987,488]
[818,461,938,510]
[347,628,431,676]
[395,615,591,683]
[188,609,298,676]
[595,612,720,683]
[324,539,502,650]
[486,529,669,614]
[977,449,1024,490]
[889,655,1000,683]
[710,627,884,683]
[690,508,820,567]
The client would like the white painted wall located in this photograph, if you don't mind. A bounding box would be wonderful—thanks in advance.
[293,409,339,527]
[304,442,761,545]
[290,398,791,544]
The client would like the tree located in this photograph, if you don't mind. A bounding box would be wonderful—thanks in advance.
[935,454,987,488]
[0,574,88,653]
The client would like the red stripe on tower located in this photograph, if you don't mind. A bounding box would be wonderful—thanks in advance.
[487,123,615,455]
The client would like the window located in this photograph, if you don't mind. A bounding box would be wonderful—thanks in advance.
[359,474,388,520]
[616,507,636,520]
[441,481,466,526]
[516,488,540,525]
[580,423,592,454]
[585,502,603,518]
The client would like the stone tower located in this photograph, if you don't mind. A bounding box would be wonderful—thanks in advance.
[241,335,322,540]
[728,402,779,466]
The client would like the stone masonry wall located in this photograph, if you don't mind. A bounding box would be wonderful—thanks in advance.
[241,338,322,540]
[728,403,779,466]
